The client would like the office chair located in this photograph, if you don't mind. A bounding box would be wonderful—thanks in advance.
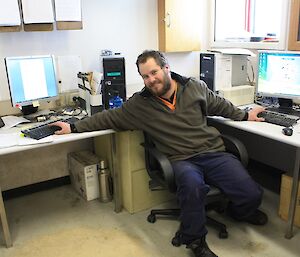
[142,132,248,246]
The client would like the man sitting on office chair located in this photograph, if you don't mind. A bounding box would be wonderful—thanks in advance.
[52,50,267,257]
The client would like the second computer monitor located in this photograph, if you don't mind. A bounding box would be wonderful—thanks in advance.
[256,50,300,108]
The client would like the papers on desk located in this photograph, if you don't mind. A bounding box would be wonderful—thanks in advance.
[0,116,31,130]
[0,133,53,149]
[0,133,19,148]
[18,135,53,146]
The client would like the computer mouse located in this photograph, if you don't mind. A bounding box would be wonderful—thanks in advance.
[282,127,293,136]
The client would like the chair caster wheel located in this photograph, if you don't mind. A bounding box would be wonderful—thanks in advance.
[219,230,228,239]
[147,214,156,223]
[171,236,182,247]
[171,231,182,247]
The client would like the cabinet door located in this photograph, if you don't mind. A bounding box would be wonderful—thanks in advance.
[288,0,300,50]
[158,0,201,52]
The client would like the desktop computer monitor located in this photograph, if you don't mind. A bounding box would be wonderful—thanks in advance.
[256,50,300,110]
[4,55,59,115]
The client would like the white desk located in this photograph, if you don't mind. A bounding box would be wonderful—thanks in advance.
[208,117,300,239]
[0,130,114,156]
[0,129,122,248]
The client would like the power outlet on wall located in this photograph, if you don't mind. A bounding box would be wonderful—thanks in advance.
[67,92,79,106]
[56,92,79,107]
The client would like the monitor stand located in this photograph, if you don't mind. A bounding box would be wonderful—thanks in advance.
[21,104,39,116]
[278,98,293,109]
[266,98,300,117]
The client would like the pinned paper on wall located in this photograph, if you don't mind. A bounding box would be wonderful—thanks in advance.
[56,56,82,92]
[0,0,21,26]
[54,0,82,22]
[21,0,54,24]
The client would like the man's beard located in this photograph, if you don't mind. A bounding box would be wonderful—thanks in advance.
[148,71,171,97]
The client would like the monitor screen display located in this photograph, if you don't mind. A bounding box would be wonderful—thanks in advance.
[256,51,300,100]
[5,55,58,108]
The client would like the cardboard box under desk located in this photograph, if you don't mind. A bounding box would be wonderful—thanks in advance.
[278,174,300,227]
[68,151,100,201]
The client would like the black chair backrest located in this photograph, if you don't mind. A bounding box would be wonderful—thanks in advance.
[221,134,248,167]
[143,132,177,193]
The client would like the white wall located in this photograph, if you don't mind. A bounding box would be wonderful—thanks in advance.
[0,0,209,106]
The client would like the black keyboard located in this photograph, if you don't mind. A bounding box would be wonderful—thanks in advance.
[266,107,300,117]
[258,111,299,127]
[21,117,79,140]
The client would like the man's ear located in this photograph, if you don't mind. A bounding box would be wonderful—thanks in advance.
[164,64,170,73]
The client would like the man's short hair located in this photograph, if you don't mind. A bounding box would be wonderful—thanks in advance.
[136,50,168,74]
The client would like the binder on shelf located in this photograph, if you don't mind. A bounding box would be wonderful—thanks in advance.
[0,0,22,32]
[0,26,22,32]
[23,23,53,32]
[54,0,82,30]
[21,0,54,31]
[56,21,82,30]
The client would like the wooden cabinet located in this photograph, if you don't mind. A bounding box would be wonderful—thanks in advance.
[158,0,201,52]
[288,0,300,50]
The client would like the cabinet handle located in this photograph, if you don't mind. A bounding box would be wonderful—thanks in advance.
[164,12,171,28]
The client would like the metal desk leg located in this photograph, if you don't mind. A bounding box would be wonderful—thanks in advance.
[285,147,300,239]
[110,134,122,213]
[0,187,12,247]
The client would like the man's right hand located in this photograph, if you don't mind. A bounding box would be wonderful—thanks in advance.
[49,121,71,135]
[247,106,265,122]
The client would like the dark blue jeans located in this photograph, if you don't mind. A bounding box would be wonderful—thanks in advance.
[171,152,263,244]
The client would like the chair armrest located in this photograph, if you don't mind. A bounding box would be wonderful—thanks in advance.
[141,143,176,193]
[221,134,248,167]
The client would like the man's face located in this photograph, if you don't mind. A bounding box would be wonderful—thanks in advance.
[139,58,171,97]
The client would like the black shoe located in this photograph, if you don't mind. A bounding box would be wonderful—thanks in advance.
[242,209,268,225]
[187,237,218,257]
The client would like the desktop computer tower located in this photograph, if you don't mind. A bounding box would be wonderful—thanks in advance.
[200,52,248,92]
[200,53,231,92]
[200,53,216,91]
[102,57,126,109]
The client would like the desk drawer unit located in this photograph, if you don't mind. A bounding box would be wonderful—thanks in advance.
[94,130,174,213]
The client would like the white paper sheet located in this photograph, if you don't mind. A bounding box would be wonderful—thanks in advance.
[56,55,82,92]
[21,0,54,24]
[18,135,53,145]
[0,133,19,148]
[0,116,31,130]
[0,0,21,26]
[0,132,53,149]
[54,0,82,22]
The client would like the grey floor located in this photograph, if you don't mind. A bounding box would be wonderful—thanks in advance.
[0,185,299,257]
